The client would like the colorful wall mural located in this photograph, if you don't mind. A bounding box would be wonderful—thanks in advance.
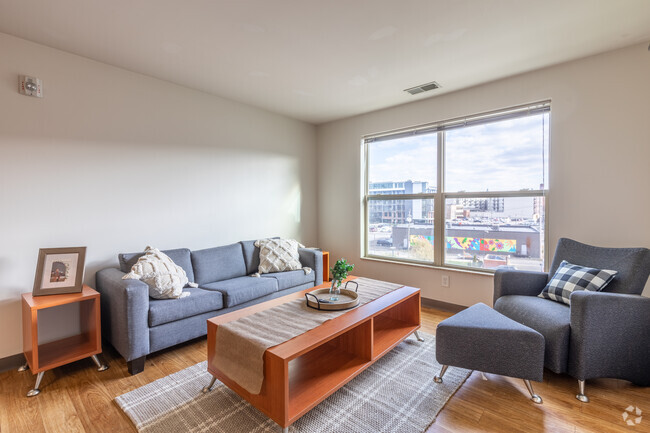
[446,237,516,253]
[409,235,517,253]
[409,235,434,247]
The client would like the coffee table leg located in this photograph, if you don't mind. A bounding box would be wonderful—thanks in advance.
[202,375,217,393]
[413,330,424,342]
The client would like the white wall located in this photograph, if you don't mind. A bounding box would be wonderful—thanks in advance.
[317,42,650,306]
[0,33,317,358]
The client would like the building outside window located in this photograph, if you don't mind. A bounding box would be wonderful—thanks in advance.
[363,102,549,272]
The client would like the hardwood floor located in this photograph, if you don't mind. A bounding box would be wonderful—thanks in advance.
[0,306,648,432]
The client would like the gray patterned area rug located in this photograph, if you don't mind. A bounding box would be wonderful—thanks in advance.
[115,332,470,433]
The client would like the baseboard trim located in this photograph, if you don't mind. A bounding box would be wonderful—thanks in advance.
[0,353,24,373]
[421,297,467,313]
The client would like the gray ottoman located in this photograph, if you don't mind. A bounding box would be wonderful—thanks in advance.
[434,302,545,403]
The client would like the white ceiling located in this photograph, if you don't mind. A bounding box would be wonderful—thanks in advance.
[1,0,649,124]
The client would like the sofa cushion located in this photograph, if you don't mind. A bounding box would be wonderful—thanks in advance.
[261,270,315,291]
[191,243,247,285]
[200,276,278,308]
[240,240,260,275]
[148,287,223,327]
[494,295,571,374]
[120,248,194,283]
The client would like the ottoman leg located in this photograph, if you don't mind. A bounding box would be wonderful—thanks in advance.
[434,365,448,383]
[576,380,589,403]
[524,379,543,404]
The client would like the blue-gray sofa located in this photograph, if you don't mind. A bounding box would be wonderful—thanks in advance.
[96,240,323,374]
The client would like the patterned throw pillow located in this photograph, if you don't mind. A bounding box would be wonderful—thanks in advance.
[254,238,306,274]
[538,260,617,305]
[123,246,196,299]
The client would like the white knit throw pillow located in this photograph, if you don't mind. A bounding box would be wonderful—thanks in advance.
[254,238,310,275]
[122,246,196,299]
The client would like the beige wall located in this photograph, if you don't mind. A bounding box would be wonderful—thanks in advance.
[1,33,647,361]
[317,42,650,306]
[0,33,317,358]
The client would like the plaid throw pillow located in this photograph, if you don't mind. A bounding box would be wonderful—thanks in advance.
[538,260,617,305]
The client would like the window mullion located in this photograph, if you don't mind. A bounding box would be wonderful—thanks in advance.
[434,132,445,266]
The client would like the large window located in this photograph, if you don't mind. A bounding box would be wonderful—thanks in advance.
[364,102,549,272]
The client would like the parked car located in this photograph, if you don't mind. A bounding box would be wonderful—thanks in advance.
[376,238,393,247]
[484,254,508,268]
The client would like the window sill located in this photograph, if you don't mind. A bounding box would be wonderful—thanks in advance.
[360,256,496,277]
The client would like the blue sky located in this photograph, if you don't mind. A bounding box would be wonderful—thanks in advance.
[368,113,549,192]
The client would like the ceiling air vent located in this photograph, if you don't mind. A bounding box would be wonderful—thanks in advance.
[404,81,441,95]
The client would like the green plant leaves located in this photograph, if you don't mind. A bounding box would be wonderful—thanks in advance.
[330,258,354,286]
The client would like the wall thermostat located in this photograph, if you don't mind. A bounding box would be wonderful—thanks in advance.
[19,75,43,98]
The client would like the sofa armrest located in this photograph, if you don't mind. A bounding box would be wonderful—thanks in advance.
[569,291,650,385]
[298,248,323,286]
[95,268,150,362]
[493,269,548,305]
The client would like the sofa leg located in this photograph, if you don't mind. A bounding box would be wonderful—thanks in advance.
[576,379,589,403]
[127,356,146,375]
[434,365,448,383]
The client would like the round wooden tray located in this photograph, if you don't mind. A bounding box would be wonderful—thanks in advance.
[305,281,360,311]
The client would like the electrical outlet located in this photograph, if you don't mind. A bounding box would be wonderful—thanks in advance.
[441,275,450,287]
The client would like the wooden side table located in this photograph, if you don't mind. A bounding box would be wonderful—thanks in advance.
[322,251,330,282]
[19,285,108,396]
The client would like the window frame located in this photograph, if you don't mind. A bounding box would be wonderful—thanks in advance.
[362,101,550,272]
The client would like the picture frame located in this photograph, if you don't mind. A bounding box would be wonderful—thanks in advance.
[33,247,87,296]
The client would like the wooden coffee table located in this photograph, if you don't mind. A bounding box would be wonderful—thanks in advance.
[204,277,423,432]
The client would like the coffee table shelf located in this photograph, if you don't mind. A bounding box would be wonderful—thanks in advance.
[288,344,371,420]
[288,318,373,420]
[206,278,422,431]
[372,295,420,358]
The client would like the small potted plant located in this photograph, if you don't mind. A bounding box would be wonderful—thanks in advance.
[329,258,354,301]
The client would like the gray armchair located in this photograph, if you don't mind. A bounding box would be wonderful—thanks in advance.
[493,238,650,402]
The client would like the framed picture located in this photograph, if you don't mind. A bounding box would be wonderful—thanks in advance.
[33,247,86,296]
